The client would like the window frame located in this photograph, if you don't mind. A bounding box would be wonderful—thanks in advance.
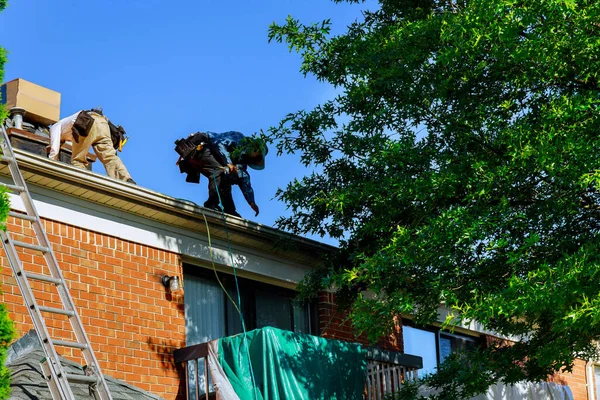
[183,264,319,337]
[593,363,600,400]
[402,319,482,369]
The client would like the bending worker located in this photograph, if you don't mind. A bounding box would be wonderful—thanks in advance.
[175,131,266,218]
[48,108,135,184]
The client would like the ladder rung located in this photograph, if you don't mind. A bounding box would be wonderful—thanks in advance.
[66,373,99,384]
[51,339,89,350]
[1,184,25,193]
[12,240,50,253]
[8,211,37,222]
[38,306,75,317]
[0,155,14,164]
[23,272,62,285]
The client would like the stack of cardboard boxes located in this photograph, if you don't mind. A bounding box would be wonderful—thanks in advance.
[1,78,96,168]
[1,78,61,126]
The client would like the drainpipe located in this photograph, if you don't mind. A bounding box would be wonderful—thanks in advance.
[587,360,595,400]
[9,107,26,130]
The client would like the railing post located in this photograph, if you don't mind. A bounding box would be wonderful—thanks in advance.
[376,362,382,400]
[195,359,199,400]
[185,361,190,400]
[205,357,209,399]
[366,361,373,400]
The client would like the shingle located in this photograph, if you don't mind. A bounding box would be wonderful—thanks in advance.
[7,331,164,400]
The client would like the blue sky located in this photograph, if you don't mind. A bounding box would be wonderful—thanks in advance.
[0,0,372,245]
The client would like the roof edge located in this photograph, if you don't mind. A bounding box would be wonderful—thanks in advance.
[12,149,338,255]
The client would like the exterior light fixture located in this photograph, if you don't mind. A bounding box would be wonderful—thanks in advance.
[161,275,183,295]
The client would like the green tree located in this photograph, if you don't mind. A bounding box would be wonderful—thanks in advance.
[268,0,600,398]
[0,0,17,398]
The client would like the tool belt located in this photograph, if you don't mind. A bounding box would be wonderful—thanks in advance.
[175,132,228,183]
[108,120,128,151]
[175,132,209,184]
[71,111,95,143]
[174,132,211,158]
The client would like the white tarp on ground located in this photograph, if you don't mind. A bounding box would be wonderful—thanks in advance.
[470,381,573,400]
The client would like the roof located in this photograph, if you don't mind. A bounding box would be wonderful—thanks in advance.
[7,330,164,400]
[0,128,337,268]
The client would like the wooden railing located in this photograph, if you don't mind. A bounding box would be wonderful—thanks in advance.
[364,348,422,400]
[174,342,211,400]
[174,342,422,400]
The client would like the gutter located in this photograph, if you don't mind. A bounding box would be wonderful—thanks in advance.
[8,148,337,254]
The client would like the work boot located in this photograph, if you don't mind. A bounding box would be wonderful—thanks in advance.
[203,202,222,213]
[226,211,242,218]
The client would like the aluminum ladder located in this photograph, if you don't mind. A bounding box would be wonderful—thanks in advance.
[0,125,113,400]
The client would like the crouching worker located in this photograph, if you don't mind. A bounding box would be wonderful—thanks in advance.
[175,131,267,218]
[48,108,135,184]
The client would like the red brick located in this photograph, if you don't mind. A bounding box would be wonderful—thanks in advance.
[2,218,185,400]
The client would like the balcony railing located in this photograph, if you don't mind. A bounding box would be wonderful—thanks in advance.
[174,341,422,400]
[174,342,212,400]
[364,348,422,400]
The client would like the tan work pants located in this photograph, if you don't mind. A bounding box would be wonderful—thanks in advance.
[71,115,132,182]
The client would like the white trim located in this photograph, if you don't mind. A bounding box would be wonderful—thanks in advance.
[587,360,595,400]
[3,176,311,287]
[437,307,520,341]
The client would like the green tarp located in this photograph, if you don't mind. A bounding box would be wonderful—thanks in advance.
[218,327,367,400]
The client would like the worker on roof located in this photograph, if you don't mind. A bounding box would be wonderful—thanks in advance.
[48,108,135,184]
[175,131,267,218]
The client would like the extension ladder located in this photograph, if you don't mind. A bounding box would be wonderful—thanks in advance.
[0,125,113,400]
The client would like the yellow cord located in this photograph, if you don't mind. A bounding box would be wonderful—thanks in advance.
[200,211,243,317]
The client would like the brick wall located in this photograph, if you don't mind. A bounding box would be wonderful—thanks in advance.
[0,215,186,399]
[550,359,590,400]
[318,292,403,352]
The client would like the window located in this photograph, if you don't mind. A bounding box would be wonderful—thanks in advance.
[439,331,478,364]
[183,264,317,346]
[594,365,600,400]
[402,326,438,378]
[402,324,480,378]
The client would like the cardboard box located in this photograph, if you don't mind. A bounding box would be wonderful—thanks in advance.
[1,78,61,126]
